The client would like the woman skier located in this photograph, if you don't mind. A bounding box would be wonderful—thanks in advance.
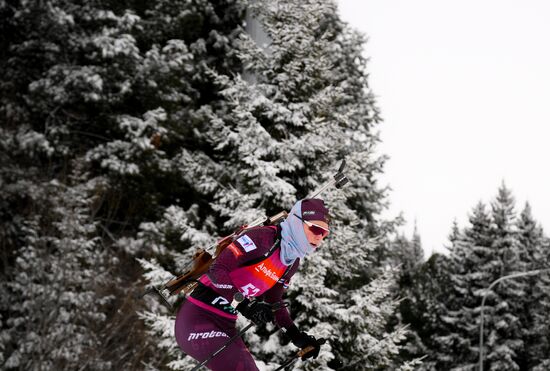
[175,198,330,370]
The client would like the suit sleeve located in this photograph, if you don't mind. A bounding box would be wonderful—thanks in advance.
[204,242,242,301]
[262,260,299,329]
[263,282,294,329]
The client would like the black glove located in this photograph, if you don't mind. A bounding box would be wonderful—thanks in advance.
[236,298,274,325]
[286,325,322,360]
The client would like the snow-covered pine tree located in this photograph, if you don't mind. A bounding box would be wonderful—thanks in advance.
[430,186,538,370]
[432,201,495,370]
[1,0,247,369]
[2,176,111,370]
[402,253,453,371]
[390,225,424,274]
[0,2,118,368]
[516,203,550,370]
[386,227,429,365]
[403,188,550,371]
[400,221,459,371]
[482,184,525,371]
[139,0,418,369]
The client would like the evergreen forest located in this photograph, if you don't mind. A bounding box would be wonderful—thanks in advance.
[1,0,549,370]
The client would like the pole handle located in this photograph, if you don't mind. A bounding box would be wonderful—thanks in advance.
[298,338,326,358]
[297,345,315,358]
[307,158,348,199]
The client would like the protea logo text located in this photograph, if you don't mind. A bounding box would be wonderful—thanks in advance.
[187,331,229,341]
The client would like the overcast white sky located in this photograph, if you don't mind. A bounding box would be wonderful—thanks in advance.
[338,0,550,255]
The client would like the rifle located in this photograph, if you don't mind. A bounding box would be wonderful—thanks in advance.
[141,160,349,309]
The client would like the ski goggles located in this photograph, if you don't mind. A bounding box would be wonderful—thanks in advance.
[294,214,330,237]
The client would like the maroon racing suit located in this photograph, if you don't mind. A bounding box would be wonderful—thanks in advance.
[175,226,300,370]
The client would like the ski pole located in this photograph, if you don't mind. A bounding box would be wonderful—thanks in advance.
[307,158,349,199]
[274,338,327,371]
[190,292,248,371]
[190,296,288,371]
[190,321,255,371]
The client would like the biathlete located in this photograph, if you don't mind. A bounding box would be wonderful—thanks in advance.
[174,198,330,370]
